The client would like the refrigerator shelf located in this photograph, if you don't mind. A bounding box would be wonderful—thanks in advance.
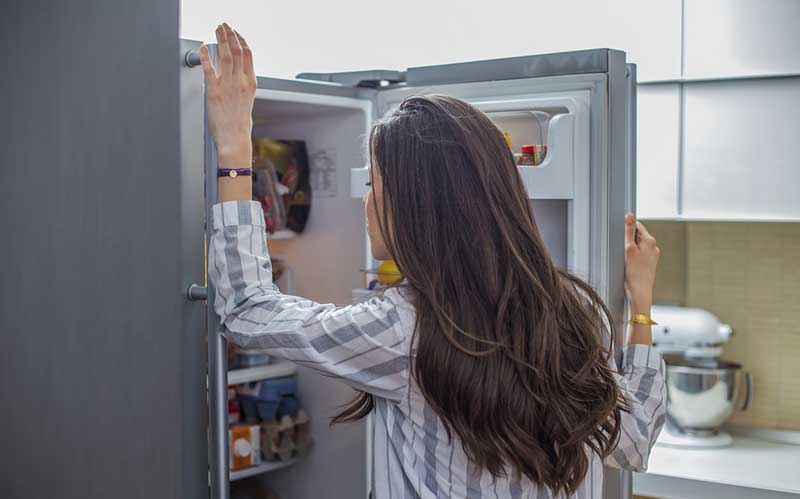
[230,458,297,481]
[267,229,295,240]
[228,360,298,385]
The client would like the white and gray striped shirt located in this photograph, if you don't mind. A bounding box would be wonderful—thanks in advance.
[210,200,667,499]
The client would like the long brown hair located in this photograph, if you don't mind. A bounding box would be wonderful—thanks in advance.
[334,95,625,495]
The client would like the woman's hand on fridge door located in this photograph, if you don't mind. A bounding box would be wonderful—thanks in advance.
[200,23,256,169]
[623,212,660,345]
[624,213,660,312]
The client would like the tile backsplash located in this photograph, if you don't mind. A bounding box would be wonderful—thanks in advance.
[646,221,800,431]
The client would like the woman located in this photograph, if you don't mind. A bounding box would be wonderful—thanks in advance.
[201,24,665,498]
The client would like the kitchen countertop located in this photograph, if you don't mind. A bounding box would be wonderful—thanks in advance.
[634,434,800,499]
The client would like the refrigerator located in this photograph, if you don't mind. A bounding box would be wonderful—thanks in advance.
[181,40,637,499]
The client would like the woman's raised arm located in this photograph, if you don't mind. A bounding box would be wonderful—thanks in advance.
[200,24,411,401]
[200,23,256,203]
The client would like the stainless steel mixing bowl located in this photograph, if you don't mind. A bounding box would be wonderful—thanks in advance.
[665,359,753,435]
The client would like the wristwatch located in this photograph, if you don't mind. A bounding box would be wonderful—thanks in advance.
[217,168,253,178]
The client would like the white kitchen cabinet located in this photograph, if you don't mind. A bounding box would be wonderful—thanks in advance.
[682,77,800,220]
[636,84,680,219]
[684,0,800,80]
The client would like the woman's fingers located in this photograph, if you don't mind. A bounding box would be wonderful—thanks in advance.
[224,23,243,76]
[215,24,232,77]
[199,44,217,85]
[636,221,656,246]
[234,30,255,78]
[624,212,637,250]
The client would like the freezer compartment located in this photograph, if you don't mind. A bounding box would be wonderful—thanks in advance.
[251,91,369,302]
[351,103,577,200]
[249,89,371,498]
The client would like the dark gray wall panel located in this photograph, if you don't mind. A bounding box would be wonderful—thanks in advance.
[0,2,206,498]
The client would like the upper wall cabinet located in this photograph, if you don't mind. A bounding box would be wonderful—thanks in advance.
[682,77,800,220]
[684,0,800,79]
[636,85,680,219]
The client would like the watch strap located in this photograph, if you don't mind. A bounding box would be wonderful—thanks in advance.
[217,168,253,179]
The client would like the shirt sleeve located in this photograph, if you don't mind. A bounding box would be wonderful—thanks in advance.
[208,200,410,401]
[604,344,667,472]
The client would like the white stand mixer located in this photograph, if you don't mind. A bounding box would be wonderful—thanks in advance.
[650,305,752,449]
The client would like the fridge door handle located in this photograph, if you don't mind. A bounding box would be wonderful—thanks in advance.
[187,284,208,301]
[185,50,202,68]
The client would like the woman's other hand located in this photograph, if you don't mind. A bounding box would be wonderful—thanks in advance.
[624,212,660,314]
[199,23,256,167]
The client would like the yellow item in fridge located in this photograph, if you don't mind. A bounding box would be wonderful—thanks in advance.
[377,260,402,285]
[502,131,513,149]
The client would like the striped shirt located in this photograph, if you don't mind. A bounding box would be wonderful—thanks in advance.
[209,200,667,499]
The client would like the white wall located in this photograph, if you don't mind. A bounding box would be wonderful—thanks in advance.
[180,0,680,81]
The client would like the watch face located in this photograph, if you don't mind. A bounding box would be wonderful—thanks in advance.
[230,170,238,178]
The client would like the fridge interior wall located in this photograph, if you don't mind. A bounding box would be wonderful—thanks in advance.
[250,96,370,498]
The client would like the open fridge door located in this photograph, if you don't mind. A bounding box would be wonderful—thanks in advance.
[304,48,636,499]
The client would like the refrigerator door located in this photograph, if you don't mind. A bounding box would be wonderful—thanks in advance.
[324,49,634,499]
[376,49,636,499]
[0,8,203,498]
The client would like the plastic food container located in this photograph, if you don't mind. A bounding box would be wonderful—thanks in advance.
[237,377,299,421]
[519,145,547,166]
[235,347,272,368]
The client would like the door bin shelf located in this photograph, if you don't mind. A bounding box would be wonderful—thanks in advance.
[228,360,298,385]
[517,113,574,199]
[230,458,297,481]
[350,113,574,200]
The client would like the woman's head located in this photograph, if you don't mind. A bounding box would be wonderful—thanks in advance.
[363,95,530,263]
[351,95,625,495]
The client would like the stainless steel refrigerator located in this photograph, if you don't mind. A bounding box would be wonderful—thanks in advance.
[181,40,637,499]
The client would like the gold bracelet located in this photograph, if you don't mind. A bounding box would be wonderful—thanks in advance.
[629,314,658,326]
